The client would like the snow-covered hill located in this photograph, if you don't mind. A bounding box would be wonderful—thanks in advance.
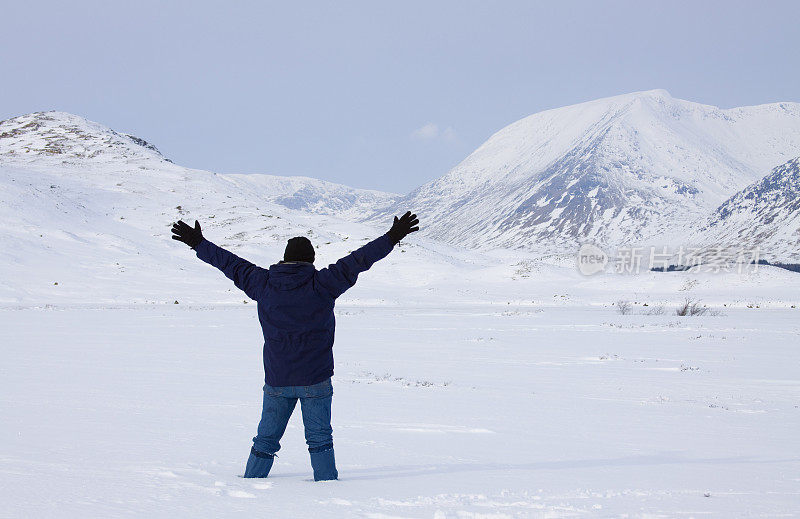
[0,111,398,218]
[0,111,168,164]
[0,111,503,306]
[690,157,800,263]
[223,173,398,220]
[369,90,800,254]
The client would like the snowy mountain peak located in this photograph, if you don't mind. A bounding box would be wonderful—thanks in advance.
[586,88,673,106]
[375,92,800,254]
[0,111,168,165]
[639,88,670,97]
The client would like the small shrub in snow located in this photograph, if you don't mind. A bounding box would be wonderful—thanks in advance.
[676,299,708,316]
[616,300,632,315]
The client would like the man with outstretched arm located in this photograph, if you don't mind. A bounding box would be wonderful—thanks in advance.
[170,211,419,481]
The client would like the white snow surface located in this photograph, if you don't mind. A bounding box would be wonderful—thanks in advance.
[1,109,800,517]
[3,302,800,517]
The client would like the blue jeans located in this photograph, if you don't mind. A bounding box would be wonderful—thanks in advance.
[252,377,334,456]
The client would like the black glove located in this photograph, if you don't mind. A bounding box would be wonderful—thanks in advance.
[171,219,204,249]
[387,211,419,245]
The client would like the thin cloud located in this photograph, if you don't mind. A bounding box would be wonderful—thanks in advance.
[411,122,439,140]
[410,122,457,143]
[441,126,457,143]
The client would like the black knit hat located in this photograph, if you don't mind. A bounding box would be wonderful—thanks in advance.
[283,236,315,263]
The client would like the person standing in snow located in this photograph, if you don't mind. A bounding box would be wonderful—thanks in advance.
[170,211,419,481]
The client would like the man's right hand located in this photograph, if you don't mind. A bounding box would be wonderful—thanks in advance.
[171,219,204,249]
[387,211,420,245]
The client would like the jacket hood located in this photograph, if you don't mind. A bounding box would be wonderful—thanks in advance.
[268,262,316,290]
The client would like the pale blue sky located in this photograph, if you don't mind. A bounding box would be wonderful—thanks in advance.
[3,1,799,194]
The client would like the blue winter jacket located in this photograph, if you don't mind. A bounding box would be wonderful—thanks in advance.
[195,234,395,386]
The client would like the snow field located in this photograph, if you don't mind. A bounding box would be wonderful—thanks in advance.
[1,303,798,518]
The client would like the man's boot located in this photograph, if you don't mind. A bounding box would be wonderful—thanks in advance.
[309,446,338,481]
[244,447,274,478]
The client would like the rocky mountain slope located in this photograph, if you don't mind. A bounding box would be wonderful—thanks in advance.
[690,156,800,263]
[0,111,167,164]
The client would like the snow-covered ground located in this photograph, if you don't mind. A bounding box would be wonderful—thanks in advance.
[2,294,799,517]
